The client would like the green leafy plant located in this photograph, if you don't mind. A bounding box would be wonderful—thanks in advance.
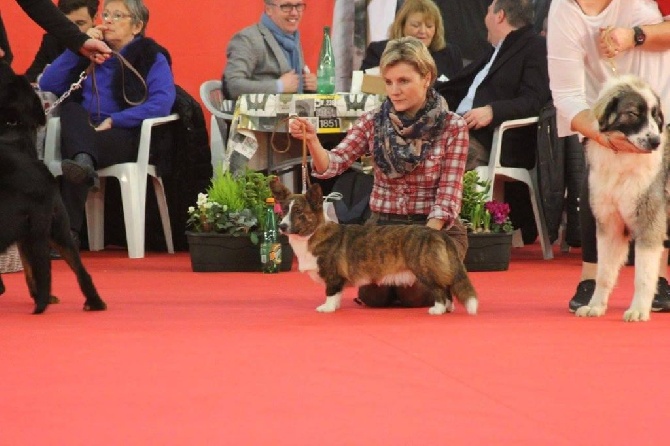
[460,170,513,234]
[238,169,275,232]
[187,168,277,244]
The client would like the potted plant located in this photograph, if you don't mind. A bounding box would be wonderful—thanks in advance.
[460,170,514,271]
[185,169,293,272]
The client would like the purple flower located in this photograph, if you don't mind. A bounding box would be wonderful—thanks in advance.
[485,201,510,225]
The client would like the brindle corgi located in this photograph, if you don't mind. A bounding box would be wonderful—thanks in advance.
[270,179,478,315]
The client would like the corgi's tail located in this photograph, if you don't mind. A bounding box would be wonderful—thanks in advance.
[451,267,478,315]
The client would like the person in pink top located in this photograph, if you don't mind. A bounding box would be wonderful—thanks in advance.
[598,0,670,55]
[547,0,670,313]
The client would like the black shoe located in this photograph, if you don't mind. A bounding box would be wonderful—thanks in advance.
[62,153,99,190]
[568,279,595,313]
[652,278,670,312]
[50,248,62,260]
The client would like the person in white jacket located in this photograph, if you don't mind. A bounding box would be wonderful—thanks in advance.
[547,0,670,312]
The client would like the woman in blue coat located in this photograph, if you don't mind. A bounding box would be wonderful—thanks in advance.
[39,0,175,246]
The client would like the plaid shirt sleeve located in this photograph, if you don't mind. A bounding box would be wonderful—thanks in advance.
[312,109,468,228]
[311,111,376,179]
[429,112,469,226]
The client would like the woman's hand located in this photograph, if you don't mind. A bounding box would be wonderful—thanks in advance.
[86,24,107,41]
[79,38,111,63]
[599,27,634,58]
[426,218,445,231]
[289,116,317,142]
[95,117,112,131]
[596,131,647,154]
[288,116,330,173]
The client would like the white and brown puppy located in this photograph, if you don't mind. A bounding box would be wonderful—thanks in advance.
[579,74,669,322]
[270,179,478,315]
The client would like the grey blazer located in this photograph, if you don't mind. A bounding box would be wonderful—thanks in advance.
[223,22,306,100]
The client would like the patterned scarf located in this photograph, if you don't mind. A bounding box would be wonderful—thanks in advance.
[261,13,303,93]
[373,88,449,178]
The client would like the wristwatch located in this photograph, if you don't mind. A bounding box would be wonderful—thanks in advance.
[633,26,646,47]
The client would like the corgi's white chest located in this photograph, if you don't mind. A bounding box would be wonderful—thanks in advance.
[288,236,323,283]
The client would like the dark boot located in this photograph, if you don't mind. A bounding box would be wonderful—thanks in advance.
[62,153,99,190]
[355,285,395,307]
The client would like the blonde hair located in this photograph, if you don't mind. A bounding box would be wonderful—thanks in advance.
[380,37,437,85]
[388,0,446,52]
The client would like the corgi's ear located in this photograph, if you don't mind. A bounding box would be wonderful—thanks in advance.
[305,183,323,210]
[270,177,292,202]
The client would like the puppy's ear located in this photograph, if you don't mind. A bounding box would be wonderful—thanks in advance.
[269,177,292,203]
[305,183,323,211]
[597,96,619,132]
[656,105,664,130]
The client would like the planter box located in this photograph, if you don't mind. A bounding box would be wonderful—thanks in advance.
[464,232,513,272]
[186,232,293,272]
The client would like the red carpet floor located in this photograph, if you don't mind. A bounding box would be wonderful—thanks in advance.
[0,245,669,445]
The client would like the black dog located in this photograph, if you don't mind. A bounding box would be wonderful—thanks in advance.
[0,61,106,314]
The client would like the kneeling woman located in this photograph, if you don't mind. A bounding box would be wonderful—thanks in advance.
[39,0,175,246]
[289,37,469,308]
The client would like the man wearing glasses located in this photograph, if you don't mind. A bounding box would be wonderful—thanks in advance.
[223,0,317,100]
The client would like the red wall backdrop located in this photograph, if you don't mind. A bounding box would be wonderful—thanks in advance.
[3,0,335,109]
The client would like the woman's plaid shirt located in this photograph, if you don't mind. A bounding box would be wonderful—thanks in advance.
[312,109,469,227]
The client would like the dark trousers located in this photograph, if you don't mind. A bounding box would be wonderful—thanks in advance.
[357,215,468,308]
[59,102,140,232]
[579,168,598,263]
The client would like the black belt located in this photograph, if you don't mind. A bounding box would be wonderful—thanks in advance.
[376,213,428,222]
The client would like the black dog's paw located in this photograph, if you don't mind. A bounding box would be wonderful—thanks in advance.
[83,298,107,311]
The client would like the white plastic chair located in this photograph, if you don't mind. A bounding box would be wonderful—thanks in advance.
[199,80,235,172]
[43,114,179,259]
[474,117,554,260]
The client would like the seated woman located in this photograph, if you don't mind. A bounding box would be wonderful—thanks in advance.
[290,36,469,308]
[25,0,98,83]
[360,0,463,82]
[39,0,175,248]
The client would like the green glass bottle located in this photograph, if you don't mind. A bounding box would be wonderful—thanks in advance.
[317,26,336,94]
[260,197,281,273]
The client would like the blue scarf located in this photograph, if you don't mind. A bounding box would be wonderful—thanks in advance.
[261,13,303,93]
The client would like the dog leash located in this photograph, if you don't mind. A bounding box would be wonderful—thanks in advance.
[271,115,311,193]
[43,51,147,117]
[43,67,89,116]
[601,27,619,76]
[595,27,622,154]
